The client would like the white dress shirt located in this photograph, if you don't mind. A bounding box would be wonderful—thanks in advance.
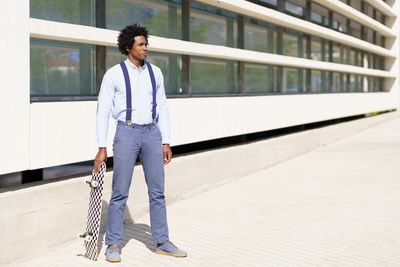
[96,59,171,147]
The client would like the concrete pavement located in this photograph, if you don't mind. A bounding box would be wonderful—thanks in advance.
[9,115,400,266]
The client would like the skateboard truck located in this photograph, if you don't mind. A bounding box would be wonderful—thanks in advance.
[84,177,99,188]
[78,232,93,242]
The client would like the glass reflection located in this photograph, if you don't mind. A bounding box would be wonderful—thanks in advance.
[30,38,95,96]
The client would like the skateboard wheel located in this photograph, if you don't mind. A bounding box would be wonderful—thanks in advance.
[85,235,93,242]
[83,177,90,185]
[91,180,99,188]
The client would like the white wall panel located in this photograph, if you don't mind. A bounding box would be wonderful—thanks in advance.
[30,102,116,169]
[30,92,397,169]
[0,2,30,175]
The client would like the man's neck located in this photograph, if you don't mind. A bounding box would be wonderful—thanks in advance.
[128,56,144,70]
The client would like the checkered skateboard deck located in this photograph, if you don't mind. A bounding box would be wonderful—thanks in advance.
[78,162,106,261]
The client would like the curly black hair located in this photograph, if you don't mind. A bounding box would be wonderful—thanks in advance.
[117,24,149,55]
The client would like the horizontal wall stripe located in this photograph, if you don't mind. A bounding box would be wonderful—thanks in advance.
[29,18,394,78]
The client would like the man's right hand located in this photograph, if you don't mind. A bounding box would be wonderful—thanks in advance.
[94,147,107,173]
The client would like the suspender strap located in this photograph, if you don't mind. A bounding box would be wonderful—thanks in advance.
[119,62,132,125]
[120,61,157,125]
[145,61,157,124]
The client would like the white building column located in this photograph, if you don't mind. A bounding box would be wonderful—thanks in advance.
[0,1,30,174]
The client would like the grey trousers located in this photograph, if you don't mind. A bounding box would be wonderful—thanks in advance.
[105,121,169,246]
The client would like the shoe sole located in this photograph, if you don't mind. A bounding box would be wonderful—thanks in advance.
[106,257,121,262]
[156,250,187,257]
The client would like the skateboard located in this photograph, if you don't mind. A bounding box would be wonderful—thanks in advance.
[78,162,106,261]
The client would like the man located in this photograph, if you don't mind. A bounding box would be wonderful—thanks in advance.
[94,24,187,263]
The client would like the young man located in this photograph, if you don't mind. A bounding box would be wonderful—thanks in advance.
[94,24,187,262]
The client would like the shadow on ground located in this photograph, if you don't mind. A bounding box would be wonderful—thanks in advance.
[96,200,155,257]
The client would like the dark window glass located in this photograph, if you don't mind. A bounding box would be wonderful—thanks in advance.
[244,19,276,53]
[350,0,361,12]
[285,0,305,17]
[366,28,374,43]
[367,76,373,92]
[311,70,322,92]
[251,0,277,8]
[311,3,329,27]
[332,43,341,63]
[105,0,181,39]
[349,74,362,92]
[30,38,95,96]
[311,36,322,61]
[190,2,237,47]
[350,48,356,66]
[245,63,276,93]
[333,72,341,92]
[366,3,374,18]
[283,67,299,93]
[350,21,362,39]
[191,57,238,94]
[282,30,303,57]
[30,0,94,26]
[376,32,384,47]
[332,12,347,33]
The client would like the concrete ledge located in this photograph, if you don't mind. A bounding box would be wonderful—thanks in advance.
[1,111,398,264]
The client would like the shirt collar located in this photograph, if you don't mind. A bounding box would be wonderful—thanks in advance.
[125,59,147,71]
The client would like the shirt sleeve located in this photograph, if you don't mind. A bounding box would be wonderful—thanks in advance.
[156,68,171,145]
[96,71,114,148]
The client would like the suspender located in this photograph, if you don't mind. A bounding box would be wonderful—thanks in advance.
[119,61,157,125]
[146,61,157,124]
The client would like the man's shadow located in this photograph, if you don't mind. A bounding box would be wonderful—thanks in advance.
[97,200,156,256]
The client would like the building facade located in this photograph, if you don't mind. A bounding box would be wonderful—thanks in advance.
[0,0,398,176]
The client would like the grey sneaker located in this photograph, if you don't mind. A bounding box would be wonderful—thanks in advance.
[156,241,187,257]
[105,245,121,262]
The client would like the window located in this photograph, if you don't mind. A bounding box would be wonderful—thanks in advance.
[282,30,302,57]
[311,37,322,61]
[190,2,237,47]
[105,0,181,39]
[283,67,299,93]
[30,38,95,97]
[332,43,341,63]
[332,12,347,33]
[332,72,341,92]
[285,0,305,17]
[349,74,362,92]
[245,19,276,53]
[245,63,276,93]
[30,0,94,26]
[191,57,238,94]
[311,3,329,27]
[311,70,322,92]
[350,21,362,39]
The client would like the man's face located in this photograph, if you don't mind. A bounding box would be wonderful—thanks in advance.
[127,35,148,61]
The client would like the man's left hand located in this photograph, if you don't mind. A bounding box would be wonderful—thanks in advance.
[163,144,172,165]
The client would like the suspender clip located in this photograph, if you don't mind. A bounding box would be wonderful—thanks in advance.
[152,119,156,124]
[126,120,132,126]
